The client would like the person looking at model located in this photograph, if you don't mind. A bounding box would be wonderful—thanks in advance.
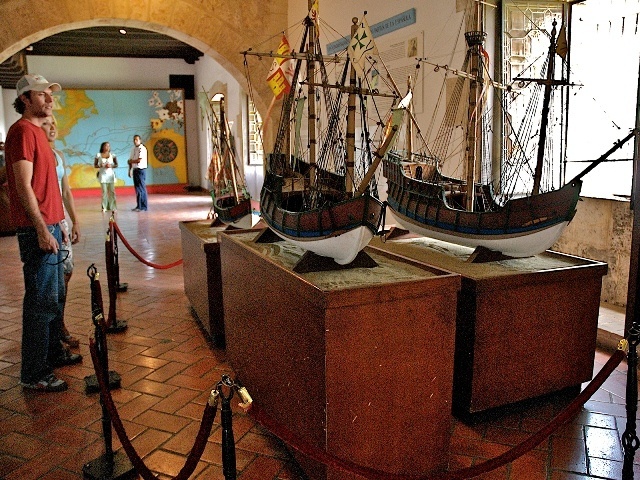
[5,74,81,393]
[41,114,81,349]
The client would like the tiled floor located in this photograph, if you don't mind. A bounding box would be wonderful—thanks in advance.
[0,191,638,480]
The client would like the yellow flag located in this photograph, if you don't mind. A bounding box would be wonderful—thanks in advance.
[266,35,294,99]
[309,0,320,37]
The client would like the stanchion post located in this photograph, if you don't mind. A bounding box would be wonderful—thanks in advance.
[105,225,128,333]
[216,375,239,480]
[83,265,134,480]
[111,219,128,292]
[98,312,113,463]
[622,332,640,479]
[221,395,237,480]
[84,265,122,394]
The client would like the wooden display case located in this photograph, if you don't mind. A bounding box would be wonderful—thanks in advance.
[370,235,608,416]
[179,220,229,347]
[219,230,461,479]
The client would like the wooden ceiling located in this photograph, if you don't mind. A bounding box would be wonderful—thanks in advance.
[0,27,203,89]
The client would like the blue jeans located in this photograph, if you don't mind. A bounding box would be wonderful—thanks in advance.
[17,225,66,384]
[133,168,148,210]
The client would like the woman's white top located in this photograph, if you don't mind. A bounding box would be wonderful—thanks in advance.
[96,153,116,184]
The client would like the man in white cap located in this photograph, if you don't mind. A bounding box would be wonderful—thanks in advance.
[5,74,81,393]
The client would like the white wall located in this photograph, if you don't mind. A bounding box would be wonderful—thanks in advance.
[288,0,463,141]
[1,87,20,142]
[26,56,195,89]
[194,55,263,200]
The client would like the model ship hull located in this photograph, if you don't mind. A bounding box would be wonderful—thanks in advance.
[213,194,254,228]
[260,171,384,265]
[383,158,582,257]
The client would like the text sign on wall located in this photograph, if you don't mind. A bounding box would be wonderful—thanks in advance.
[326,9,416,55]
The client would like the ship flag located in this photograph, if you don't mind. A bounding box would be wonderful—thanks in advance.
[309,0,320,37]
[556,22,568,59]
[347,15,378,81]
[266,35,295,99]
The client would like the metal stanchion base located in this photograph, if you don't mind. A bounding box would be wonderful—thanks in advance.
[83,451,136,480]
[84,371,122,394]
[116,283,128,293]
[106,320,128,333]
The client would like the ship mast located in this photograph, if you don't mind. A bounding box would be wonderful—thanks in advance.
[464,2,485,211]
[219,97,240,201]
[531,20,560,196]
[307,0,317,190]
[346,17,358,195]
[406,76,413,159]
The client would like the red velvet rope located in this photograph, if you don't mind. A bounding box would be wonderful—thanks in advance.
[247,348,626,480]
[111,221,183,269]
[89,338,217,480]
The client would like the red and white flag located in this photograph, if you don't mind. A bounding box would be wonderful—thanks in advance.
[266,35,295,99]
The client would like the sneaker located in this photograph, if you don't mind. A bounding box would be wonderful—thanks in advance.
[51,348,83,368]
[21,373,68,392]
[62,327,80,349]
[62,334,80,349]
[131,208,140,212]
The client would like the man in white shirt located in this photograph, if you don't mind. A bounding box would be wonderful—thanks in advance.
[127,134,148,211]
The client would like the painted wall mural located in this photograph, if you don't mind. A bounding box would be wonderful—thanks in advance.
[53,89,187,189]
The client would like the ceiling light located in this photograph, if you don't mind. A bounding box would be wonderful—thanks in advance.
[119,29,127,35]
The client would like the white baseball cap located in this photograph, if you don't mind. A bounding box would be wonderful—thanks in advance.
[16,74,61,96]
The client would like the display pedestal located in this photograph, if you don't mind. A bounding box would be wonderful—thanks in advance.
[370,235,608,416]
[0,167,14,235]
[179,220,230,347]
[220,231,461,479]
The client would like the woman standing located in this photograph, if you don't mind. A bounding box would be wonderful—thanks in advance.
[41,115,82,349]
[94,142,118,212]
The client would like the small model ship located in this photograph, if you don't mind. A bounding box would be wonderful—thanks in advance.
[243,4,403,266]
[205,94,254,229]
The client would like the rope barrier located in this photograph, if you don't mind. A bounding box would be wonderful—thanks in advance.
[89,338,217,480]
[88,308,629,479]
[246,347,626,480]
[111,221,183,269]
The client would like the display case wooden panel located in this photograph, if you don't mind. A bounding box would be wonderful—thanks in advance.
[179,220,228,347]
[0,167,14,235]
[220,230,461,479]
[370,235,608,416]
